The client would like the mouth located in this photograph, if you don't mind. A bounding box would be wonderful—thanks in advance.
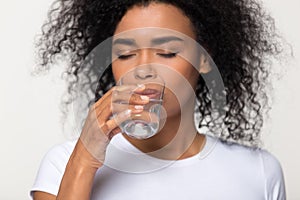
[135,88,163,99]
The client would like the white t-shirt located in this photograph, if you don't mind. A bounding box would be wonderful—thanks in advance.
[30,134,286,200]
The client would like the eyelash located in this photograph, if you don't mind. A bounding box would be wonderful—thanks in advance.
[159,52,178,58]
[117,52,178,60]
[117,55,133,60]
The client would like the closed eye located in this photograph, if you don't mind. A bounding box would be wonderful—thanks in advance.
[157,52,178,58]
[117,54,135,60]
[117,52,178,60]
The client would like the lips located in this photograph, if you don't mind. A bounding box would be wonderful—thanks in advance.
[135,88,162,99]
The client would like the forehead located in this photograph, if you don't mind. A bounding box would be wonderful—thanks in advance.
[113,3,196,40]
[112,28,191,48]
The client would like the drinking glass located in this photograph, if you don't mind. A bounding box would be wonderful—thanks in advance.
[113,68,165,139]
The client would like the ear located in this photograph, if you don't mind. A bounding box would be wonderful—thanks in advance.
[198,54,212,74]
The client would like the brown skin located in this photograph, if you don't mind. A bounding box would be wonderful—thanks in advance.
[33,3,207,200]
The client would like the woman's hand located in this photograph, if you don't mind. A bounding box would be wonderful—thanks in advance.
[78,84,149,166]
[37,84,150,200]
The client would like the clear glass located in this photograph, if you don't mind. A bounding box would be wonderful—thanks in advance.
[113,68,165,139]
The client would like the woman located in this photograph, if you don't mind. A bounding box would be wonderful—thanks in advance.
[31,0,286,199]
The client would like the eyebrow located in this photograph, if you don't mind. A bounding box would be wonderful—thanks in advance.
[113,38,136,46]
[151,36,184,45]
[112,36,184,46]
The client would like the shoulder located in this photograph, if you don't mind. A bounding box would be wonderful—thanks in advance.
[221,141,284,178]
[44,139,76,161]
[214,138,277,161]
[30,139,77,198]
[212,138,265,165]
[41,139,77,172]
[214,138,286,199]
[259,149,284,175]
[259,149,286,199]
[216,139,284,174]
[258,149,283,174]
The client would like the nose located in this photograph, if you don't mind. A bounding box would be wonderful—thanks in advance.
[134,65,157,80]
[134,49,157,80]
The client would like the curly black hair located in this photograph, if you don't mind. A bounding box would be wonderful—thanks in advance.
[33,0,285,147]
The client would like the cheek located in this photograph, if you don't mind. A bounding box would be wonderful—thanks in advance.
[111,63,131,83]
[181,66,199,89]
[160,65,198,115]
[162,88,180,115]
[163,61,199,89]
[111,63,118,81]
[162,84,196,116]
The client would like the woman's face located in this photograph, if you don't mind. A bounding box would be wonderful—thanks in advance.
[111,3,203,116]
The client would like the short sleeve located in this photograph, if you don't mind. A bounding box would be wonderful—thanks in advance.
[29,140,76,199]
[260,150,286,200]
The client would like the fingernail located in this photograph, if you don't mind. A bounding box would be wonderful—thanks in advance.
[124,109,132,116]
[137,84,145,88]
[134,105,144,110]
[140,95,149,101]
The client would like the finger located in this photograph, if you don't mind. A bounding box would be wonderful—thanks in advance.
[112,104,144,115]
[95,84,146,111]
[113,84,145,93]
[101,109,132,134]
[94,84,145,110]
[94,88,114,108]
[95,103,112,124]
[94,98,144,128]
[85,103,112,130]
[97,103,144,130]
[112,92,149,105]
[107,127,122,140]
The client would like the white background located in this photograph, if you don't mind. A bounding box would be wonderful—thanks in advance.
[0,0,299,199]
